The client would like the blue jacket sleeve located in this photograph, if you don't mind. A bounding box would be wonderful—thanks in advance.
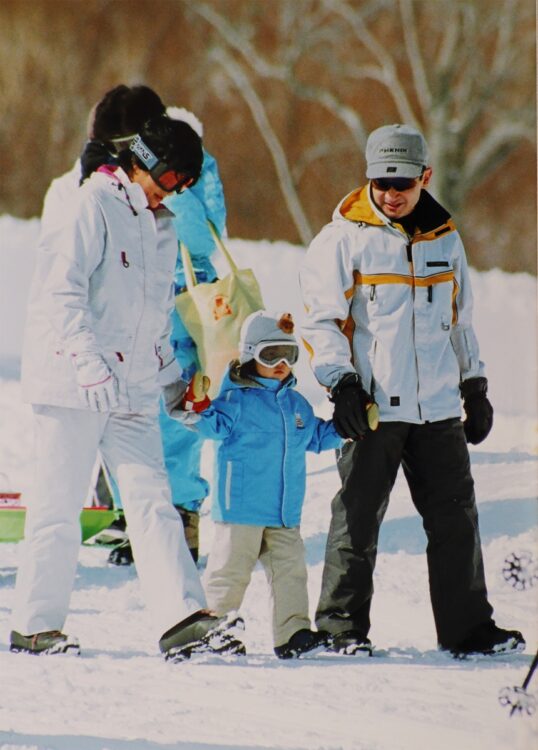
[188,397,240,441]
[306,417,343,454]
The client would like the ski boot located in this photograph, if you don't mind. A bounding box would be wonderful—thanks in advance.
[448,621,525,658]
[159,610,246,662]
[274,629,332,659]
[327,630,373,656]
[10,630,80,655]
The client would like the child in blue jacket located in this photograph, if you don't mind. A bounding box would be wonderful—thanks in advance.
[177,310,342,658]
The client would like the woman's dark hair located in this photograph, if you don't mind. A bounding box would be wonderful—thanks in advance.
[91,84,165,142]
[81,84,166,182]
[119,115,204,186]
[80,140,116,183]
[238,359,258,379]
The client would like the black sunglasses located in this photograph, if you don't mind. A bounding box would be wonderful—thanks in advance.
[371,174,424,192]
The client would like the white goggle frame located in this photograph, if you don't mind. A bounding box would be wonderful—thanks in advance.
[247,340,299,368]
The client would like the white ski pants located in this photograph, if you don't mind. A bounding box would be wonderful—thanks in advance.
[11,404,206,640]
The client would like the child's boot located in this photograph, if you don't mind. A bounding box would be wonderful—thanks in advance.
[274,629,331,659]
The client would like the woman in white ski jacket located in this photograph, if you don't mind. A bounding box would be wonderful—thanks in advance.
[10,115,245,661]
[21,162,180,411]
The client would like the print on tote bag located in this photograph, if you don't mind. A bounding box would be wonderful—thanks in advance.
[175,221,264,398]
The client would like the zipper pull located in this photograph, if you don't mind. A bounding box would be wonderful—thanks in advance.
[118,182,138,216]
[427,285,433,303]
[370,285,376,301]
[121,251,130,268]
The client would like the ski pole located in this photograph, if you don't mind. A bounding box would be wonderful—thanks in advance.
[498,651,538,717]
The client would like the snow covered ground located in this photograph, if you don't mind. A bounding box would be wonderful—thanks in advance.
[0,215,537,750]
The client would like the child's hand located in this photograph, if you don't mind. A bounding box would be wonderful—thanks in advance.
[180,371,211,413]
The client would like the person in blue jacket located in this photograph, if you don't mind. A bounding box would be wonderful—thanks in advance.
[160,106,227,563]
[174,310,343,659]
[107,107,227,566]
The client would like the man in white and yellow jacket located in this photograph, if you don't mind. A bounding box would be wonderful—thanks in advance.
[300,124,525,658]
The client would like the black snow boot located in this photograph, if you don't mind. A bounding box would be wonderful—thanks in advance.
[448,621,525,658]
[327,630,373,656]
[274,629,331,659]
[108,540,134,566]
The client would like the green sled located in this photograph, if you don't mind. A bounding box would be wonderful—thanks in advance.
[0,506,117,544]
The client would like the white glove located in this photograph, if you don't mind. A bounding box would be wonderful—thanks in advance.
[72,352,119,412]
[162,378,188,417]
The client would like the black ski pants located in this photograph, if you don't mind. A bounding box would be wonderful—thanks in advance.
[315,418,494,648]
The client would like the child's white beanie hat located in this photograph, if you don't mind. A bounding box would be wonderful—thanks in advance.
[166,106,204,138]
[239,310,296,364]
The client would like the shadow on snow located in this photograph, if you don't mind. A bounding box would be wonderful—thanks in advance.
[0,733,293,750]
[304,496,537,563]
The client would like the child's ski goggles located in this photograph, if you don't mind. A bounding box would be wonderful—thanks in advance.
[130,135,194,193]
[252,341,299,367]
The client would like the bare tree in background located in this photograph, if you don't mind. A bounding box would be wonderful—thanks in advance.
[0,0,534,271]
[184,0,535,243]
[0,0,181,216]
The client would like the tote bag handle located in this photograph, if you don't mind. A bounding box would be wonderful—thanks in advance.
[207,219,239,275]
[179,241,198,293]
[180,220,239,294]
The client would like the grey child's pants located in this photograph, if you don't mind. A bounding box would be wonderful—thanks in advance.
[204,522,311,647]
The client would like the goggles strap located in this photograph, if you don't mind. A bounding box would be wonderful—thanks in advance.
[110,133,137,146]
[130,135,160,170]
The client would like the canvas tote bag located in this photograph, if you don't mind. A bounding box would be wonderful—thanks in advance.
[175,221,264,398]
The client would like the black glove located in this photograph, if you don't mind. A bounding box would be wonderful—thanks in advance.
[460,377,493,444]
[330,373,372,440]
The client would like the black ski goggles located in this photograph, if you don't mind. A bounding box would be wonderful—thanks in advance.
[130,135,194,193]
[253,342,299,368]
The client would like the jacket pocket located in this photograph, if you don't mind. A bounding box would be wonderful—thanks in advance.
[223,460,243,512]
[224,460,232,510]
[462,329,477,372]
